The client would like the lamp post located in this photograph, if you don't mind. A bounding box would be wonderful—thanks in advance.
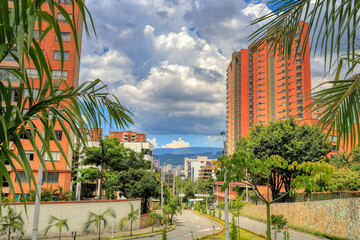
[220,131,229,240]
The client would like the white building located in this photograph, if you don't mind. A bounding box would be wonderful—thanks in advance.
[122,141,153,163]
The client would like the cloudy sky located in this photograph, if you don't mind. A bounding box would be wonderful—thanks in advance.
[79,0,328,149]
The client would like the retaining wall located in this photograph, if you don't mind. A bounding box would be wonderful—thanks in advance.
[241,198,360,239]
[1,198,142,239]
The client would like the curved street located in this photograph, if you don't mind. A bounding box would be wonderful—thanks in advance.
[148,210,222,240]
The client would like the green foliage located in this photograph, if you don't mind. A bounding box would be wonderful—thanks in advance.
[0,206,24,240]
[271,214,287,233]
[28,186,71,202]
[120,203,139,236]
[218,210,222,220]
[326,168,360,191]
[0,0,133,207]
[239,119,330,200]
[148,209,162,233]
[44,215,69,239]
[107,168,162,213]
[217,200,224,210]
[84,208,116,240]
[162,228,167,240]
[229,195,245,217]
[75,167,99,183]
[164,196,181,224]
[230,216,238,240]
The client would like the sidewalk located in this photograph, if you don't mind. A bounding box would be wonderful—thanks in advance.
[46,225,165,240]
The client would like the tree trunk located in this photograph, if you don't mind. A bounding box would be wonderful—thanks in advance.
[8,227,11,240]
[152,222,154,233]
[59,227,61,240]
[130,219,133,236]
[266,184,271,240]
[98,221,101,240]
[238,214,240,240]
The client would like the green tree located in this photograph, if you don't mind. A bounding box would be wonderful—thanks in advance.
[230,216,238,240]
[218,210,222,220]
[271,214,288,240]
[120,202,139,236]
[249,0,360,149]
[84,208,116,240]
[0,206,24,240]
[148,209,162,233]
[0,1,133,204]
[162,228,167,240]
[218,151,333,240]
[244,119,330,200]
[44,215,69,240]
[229,195,245,240]
[164,196,181,224]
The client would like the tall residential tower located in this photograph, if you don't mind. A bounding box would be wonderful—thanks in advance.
[226,22,312,154]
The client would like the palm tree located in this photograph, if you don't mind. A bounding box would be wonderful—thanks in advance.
[84,208,116,240]
[148,209,162,233]
[0,1,133,202]
[164,196,181,225]
[44,215,69,240]
[0,207,24,240]
[120,202,140,236]
[249,0,360,149]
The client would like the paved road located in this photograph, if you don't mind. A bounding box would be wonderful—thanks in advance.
[222,211,327,240]
[148,210,222,240]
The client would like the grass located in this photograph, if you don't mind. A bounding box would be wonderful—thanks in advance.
[202,227,264,240]
[106,224,175,239]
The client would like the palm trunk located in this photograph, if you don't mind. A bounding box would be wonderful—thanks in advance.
[98,221,101,240]
[130,219,133,236]
[59,227,61,240]
[152,222,154,233]
[266,184,271,240]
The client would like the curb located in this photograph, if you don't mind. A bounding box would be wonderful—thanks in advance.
[115,222,176,240]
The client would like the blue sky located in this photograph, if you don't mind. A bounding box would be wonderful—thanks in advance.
[79,0,327,149]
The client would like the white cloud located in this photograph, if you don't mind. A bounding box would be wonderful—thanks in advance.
[161,138,190,148]
[241,3,271,19]
[147,137,158,148]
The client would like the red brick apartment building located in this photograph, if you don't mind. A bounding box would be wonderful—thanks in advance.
[2,1,83,200]
[109,131,147,142]
[226,22,312,155]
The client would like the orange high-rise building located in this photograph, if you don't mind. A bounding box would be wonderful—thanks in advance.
[2,1,84,200]
[226,22,312,154]
[109,131,147,142]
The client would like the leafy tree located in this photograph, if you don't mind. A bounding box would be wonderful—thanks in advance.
[148,209,162,233]
[230,216,238,240]
[0,206,24,240]
[84,208,116,240]
[120,203,139,236]
[218,151,333,240]
[229,195,245,240]
[250,0,360,149]
[182,179,195,204]
[243,119,330,200]
[326,168,360,191]
[164,196,181,224]
[162,228,167,240]
[44,215,69,240]
[0,0,133,204]
[110,168,162,213]
[271,214,288,240]
[218,210,222,220]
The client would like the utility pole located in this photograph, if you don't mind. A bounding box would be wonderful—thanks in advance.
[220,131,229,240]
[161,169,164,219]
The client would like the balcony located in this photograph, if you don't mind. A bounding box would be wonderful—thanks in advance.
[296,101,303,107]
[295,67,302,73]
[248,78,253,83]
[296,95,303,101]
[296,88,302,94]
[295,61,302,67]
[296,81,302,87]
[248,90,253,94]
[296,74,302,80]
[249,101,253,106]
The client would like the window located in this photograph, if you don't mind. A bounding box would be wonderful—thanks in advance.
[59,0,72,4]
[43,172,59,183]
[44,152,61,162]
[19,129,36,139]
[57,13,72,22]
[53,51,69,61]
[52,130,63,141]
[23,89,39,98]
[15,172,28,183]
[55,32,71,42]
[0,69,19,82]
[26,69,39,79]
[12,89,19,102]
[52,70,68,80]
[33,30,45,40]
[17,151,34,161]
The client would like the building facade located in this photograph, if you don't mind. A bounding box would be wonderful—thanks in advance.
[109,131,146,142]
[226,22,312,154]
[184,156,216,179]
[4,1,84,200]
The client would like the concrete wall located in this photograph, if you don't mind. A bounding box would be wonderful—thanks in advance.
[1,198,141,239]
[241,198,360,239]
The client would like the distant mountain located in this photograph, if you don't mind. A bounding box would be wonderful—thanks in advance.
[154,147,223,167]
[154,147,222,155]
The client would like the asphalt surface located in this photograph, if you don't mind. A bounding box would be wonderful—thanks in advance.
[226,211,327,240]
[148,210,222,240]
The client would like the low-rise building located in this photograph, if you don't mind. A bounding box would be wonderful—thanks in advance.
[184,156,216,178]
[109,131,146,142]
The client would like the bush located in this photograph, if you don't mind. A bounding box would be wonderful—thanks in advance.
[230,216,238,240]
[162,228,167,240]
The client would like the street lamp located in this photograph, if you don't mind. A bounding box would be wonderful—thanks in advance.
[220,131,229,240]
